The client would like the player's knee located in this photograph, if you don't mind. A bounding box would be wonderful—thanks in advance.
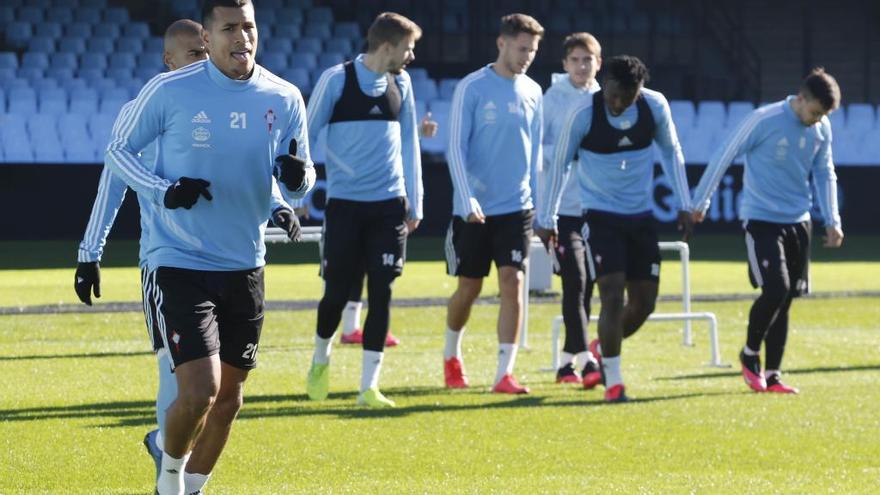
[176,384,217,417]
[456,277,483,302]
[211,392,244,422]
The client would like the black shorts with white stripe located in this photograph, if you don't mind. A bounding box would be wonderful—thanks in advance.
[140,267,163,351]
[446,209,534,278]
[743,219,811,297]
[582,209,660,282]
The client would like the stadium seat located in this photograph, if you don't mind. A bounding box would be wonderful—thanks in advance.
[52,0,79,8]
[26,114,58,138]
[260,53,288,73]
[45,6,74,23]
[263,38,294,55]
[46,69,77,85]
[80,53,109,70]
[18,67,45,83]
[124,22,151,39]
[108,53,137,70]
[412,79,438,102]
[0,68,15,86]
[5,23,33,48]
[22,52,50,71]
[65,22,92,38]
[680,130,716,164]
[415,100,427,117]
[135,67,160,81]
[117,77,145,98]
[438,78,460,100]
[289,52,318,70]
[1,135,34,163]
[32,134,66,163]
[305,24,332,40]
[317,53,345,71]
[0,7,13,25]
[87,38,115,55]
[33,78,59,92]
[845,103,874,137]
[81,0,109,7]
[669,100,696,136]
[92,24,122,39]
[726,101,754,129]
[75,7,102,24]
[17,6,45,24]
[65,140,97,163]
[0,52,19,69]
[296,38,323,54]
[277,7,305,24]
[77,67,105,83]
[696,100,726,132]
[307,7,333,24]
[49,53,78,71]
[99,96,127,115]
[34,22,63,38]
[144,37,164,54]
[106,68,133,81]
[0,88,5,113]
[408,67,428,81]
[334,22,360,40]
[57,37,86,54]
[3,77,30,91]
[260,0,284,7]
[27,36,56,53]
[116,38,143,54]
[289,0,314,8]
[282,68,311,94]
[27,0,52,7]
[70,88,100,114]
[89,113,117,151]
[61,77,87,91]
[103,7,130,24]
[832,130,861,165]
[324,39,353,56]
[273,24,302,39]
[136,53,164,72]
[39,88,68,115]
[828,108,845,132]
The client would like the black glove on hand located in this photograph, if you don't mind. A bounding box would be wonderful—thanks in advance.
[274,139,308,191]
[164,177,212,209]
[74,261,101,306]
[272,207,302,242]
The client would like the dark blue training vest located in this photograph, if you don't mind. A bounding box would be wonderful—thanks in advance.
[579,90,655,154]
[328,61,402,123]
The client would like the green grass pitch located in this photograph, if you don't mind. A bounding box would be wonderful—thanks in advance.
[0,236,878,493]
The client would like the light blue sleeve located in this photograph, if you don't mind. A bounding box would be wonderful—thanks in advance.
[446,78,477,217]
[306,67,343,159]
[529,92,544,211]
[537,102,590,229]
[105,77,172,206]
[811,120,841,228]
[280,85,315,198]
[77,166,129,262]
[692,110,760,213]
[399,74,424,220]
[650,95,691,211]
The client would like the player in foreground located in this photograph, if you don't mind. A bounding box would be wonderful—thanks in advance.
[691,68,843,394]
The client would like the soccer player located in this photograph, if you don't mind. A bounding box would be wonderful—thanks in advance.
[303,12,423,408]
[104,1,314,494]
[337,112,438,346]
[691,68,843,394]
[536,55,693,403]
[541,32,603,388]
[443,13,544,394]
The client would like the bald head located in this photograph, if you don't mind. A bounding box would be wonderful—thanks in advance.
[163,19,207,71]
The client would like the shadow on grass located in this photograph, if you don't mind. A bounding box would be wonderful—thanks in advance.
[656,363,880,381]
[0,386,740,426]
[0,350,152,361]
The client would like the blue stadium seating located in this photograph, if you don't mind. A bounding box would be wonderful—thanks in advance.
[412,79,438,102]
[27,37,56,53]
[260,53,288,73]
[35,22,63,38]
[18,6,45,24]
[5,23,33,48]
[669,100,696,137]
[273,24,302,39]
[18,67,45,83]
[45,7,74,23]
[296,38,323,54]
[93,24,122,39]
[144,37,164,54]
[81,0,109,7]
[324,39,353,56]
[0,52,19,69]
[109,54,137,70]
[103,7,130,24]
[53,0,79,8]
[27,0,52,7]
[0,88,5,113]
[408,68,428,81]
[57,38,86,55]
[0,7,13,25]
[23,52,49,70]
[33,79,58,92]
[77,67,105,83]
[27,114,58,138]
[438,79,459,101]
[117,38,143,54]
[80,53,109,70]
[282,68,311,94]
[264,38,294,55]
[696,101,726,132]
[307,7,334,24]
[305,24,332,40]
[0,68,15,86]
[39,88,68,115]
[75,7,102,24]
[829,107,845,132]
[334,22,360,40]
[106,68,133,81]
[289,52,317,70]
[277,7,305,24]
[845,103,874,137]
[4,78,30,91]
[89,113,117,152]
[70,88,100,114]
[66,23,92,38]
[124,22,150,39]
[726,101,754,129]
[87,38,116,55]
[49,53,78,71]
[317,53,345,71]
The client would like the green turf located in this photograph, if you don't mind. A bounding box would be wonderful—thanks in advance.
[1,296,879,493]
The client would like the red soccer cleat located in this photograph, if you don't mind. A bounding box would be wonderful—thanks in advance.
[739,350,767,392]
[581,361,602,390]
[604,383,629,403]
[340,328,400,347]
[492,374,529,394]
[444,357,469,388]
[765,375,799,394]
[340,329,363,344]
[555,363,580,384]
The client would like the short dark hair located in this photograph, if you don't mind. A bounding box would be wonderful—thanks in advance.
[562,32,601,58]
[201,0,251,27]
[366,12,422,52]
[603,55,649,91]
[801,67,841,111]
[164,18,202,42]
[499,13,544,39]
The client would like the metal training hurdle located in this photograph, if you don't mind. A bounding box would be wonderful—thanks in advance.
[521,240,726,369]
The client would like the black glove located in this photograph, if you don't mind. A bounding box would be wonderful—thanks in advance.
[74,261,101,306]
[274,139,308,191]
[272,206,302,242]
[164,177,213,209]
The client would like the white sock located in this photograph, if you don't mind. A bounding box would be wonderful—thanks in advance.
[560,351,575,368]
[595,341,603,356]
[444,327,464,360]
[156,430,164,452]
[313,335,332,365]
[743,345,759,356]
[765,369,779,379]
[495,343,518,385]
[361,350,384,392]
[184,471,211,494]
[574,351,597,370]
[342,301,362,336]
[156,451,188,495]
[602,356,623,387]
